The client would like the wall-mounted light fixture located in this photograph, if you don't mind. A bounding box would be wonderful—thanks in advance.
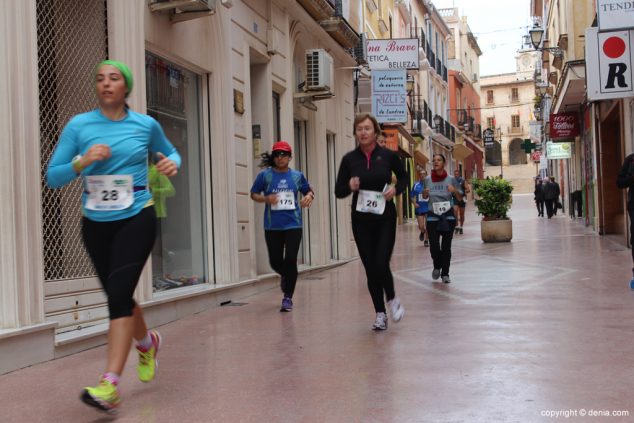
[528,23,563,58]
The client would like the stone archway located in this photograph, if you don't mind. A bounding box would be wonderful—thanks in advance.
[509,138,527,165]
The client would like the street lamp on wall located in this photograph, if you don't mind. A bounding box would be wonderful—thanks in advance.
[433,114,442,131]
[528,23,563,58]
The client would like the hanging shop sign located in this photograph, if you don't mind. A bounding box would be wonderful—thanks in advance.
[366,38,420,70]
[597,0,634,32]
[546,142,572,159]
[382,128,400,152]
[549,112,580,139]
[371,70,407,123]
[483,128,495,146]
[586,27,634,100]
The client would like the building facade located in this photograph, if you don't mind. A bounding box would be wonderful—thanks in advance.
[1,0,363,374]
[480,50,540,193]
[531,0,634,243]
[441,7,484,181]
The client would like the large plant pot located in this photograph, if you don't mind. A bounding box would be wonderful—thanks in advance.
[480,219,512,243]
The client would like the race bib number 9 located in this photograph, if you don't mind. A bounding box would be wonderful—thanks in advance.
[85,175,134,211]
[271,191,296,211]
[356,190,386,215]
[432,201,451,215]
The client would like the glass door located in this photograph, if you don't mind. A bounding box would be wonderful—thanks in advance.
[327,133,339,260]
[294,119,310,265]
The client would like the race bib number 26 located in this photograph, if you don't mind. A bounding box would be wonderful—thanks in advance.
[356,190,386,215]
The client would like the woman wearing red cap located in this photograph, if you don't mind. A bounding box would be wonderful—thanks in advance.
[335,113,408,330]
[250,141,315,312]
[46,60,180,412]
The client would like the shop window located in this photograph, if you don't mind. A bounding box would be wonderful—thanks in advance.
[145,52,208,292]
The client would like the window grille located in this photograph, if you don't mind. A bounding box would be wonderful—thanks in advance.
[38,0,108,281]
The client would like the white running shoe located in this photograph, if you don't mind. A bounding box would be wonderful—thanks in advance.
[372,312,388,330]
[432,268,441,280]
[442,275,451,284]
[388,297,405,322]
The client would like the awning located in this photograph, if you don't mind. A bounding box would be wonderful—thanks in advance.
[553,60,585,114]
[382,122,417,147]
[414,149,429,166]
[431,132,455,148]
[463,134,484,153]
[452,143,474,161]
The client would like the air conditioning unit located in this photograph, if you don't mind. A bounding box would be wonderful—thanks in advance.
[472,73,478,82]
[305,49,333,92]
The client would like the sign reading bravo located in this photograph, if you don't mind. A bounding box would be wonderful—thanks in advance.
[586,27,634,100]
[366,38,420,70]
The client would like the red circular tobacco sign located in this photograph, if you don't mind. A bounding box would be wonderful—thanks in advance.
[603,36,626,59]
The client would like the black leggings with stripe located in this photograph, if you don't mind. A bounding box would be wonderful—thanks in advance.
[82,207,157,319]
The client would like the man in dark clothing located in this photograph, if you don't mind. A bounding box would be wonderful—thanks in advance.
[534,178,545,217]
[543,177,559,218]
[551,177,561,215]
[617,153,634,289]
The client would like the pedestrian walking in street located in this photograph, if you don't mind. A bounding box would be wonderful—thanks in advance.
[452,169,470,234]
[551,176,562,215]
[411,167,430,246]
[422,154,462,284]
[617,153,634,289]
[543,176,560,218]
[534,177,545,217]
[46,60,181,413]
[250,141,315,312]
[335,113,407,330]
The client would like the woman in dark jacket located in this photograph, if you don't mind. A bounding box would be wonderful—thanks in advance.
[335,113,408,330]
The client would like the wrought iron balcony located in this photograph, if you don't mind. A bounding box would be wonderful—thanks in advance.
[296,0,335,21]
[321,15,360,49]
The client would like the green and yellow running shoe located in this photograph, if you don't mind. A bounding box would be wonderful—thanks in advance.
[80,377,120,413]
[136,330,162,383]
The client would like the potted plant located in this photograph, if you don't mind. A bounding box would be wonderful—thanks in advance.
[471,177,514,242]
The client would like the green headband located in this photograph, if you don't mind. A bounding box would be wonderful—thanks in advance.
[96,60,134,95]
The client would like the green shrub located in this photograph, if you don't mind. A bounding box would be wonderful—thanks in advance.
[471,177,513,220]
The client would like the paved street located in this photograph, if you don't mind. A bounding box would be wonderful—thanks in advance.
[2,194,634,422]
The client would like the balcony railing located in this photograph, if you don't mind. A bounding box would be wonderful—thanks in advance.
[508,125,523,134]
[473,123,482,140]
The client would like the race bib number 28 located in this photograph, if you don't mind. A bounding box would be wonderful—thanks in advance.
[85,175,134,211]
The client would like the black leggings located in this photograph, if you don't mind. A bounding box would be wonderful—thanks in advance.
[82,207,157,319]
[264,228,303,298]
[351,217,397,313]
[427,219,457,277]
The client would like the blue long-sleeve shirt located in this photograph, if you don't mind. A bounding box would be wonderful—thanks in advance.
[46,109,181,222]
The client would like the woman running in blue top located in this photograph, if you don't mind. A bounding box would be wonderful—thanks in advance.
[46,60,181,413]
[250,141,314,312]
[410,167,430,246]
